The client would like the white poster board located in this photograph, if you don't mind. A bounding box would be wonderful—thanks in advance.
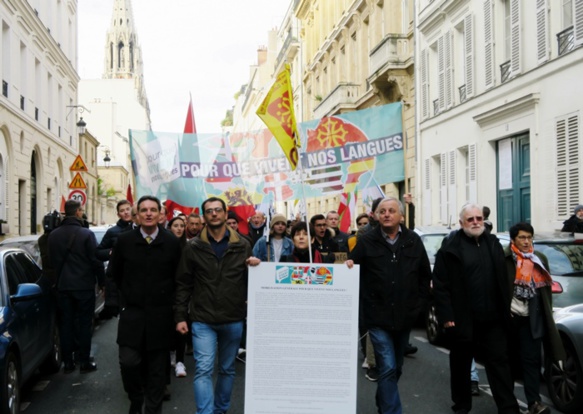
[245,262,360,414]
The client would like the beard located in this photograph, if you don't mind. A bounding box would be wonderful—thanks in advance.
[463,226,485,239]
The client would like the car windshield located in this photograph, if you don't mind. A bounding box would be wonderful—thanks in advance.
[420,234,448,265]
[535,243,583,276]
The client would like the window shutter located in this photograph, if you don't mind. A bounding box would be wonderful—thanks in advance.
[438,36,445,111]
[421,49,429,119]
[510,0,521,75]
[440,153,448,224]
[484,0,494,88]
[556,115,580,217]
[468,144,477,202]
[424,158,432,224]
[575,0,583,46]
[445,30,453,108]
[464,14,474,98]
[448,150,457,226]
[536,0,549,64]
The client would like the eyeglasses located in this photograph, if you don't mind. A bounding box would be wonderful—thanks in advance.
[516,235,533,241]
[204,207,224,215]
[465,216,483,223]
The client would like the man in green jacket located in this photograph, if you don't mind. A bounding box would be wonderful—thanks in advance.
[174,197,260,414]
[504,222,565,414]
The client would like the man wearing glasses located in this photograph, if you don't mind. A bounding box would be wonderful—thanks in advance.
[175,197,260,414]
[432,203,519,414]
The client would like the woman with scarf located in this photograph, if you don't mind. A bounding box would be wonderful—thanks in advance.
[504,222,565,414]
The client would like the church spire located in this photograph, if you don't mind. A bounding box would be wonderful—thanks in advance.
[103,0,150,119]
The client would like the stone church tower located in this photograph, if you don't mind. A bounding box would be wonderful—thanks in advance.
[103,0,149,116]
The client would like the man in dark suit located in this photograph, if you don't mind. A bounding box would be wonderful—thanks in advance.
[109,195,182,414]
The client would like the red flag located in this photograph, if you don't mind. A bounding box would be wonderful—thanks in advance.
[338,192,357,233]
[165,200,197,221]
[126,184,134,205]
[183,94,197,134]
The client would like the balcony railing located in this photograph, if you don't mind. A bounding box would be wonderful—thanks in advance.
[557,26,574,56]
[433,99,440,116]
[500,60,511,83]
[275,30,299,69]
[313,83,359,119]
[369,34,409,76]
[459,84,467,103]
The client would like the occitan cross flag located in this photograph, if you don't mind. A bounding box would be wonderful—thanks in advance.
[256,63,301,170]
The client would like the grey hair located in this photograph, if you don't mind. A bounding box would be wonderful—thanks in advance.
[459,202,483,221]
[376,197,405,215]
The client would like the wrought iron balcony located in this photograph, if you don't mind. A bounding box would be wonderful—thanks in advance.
[500,60,511,83]
[433,99,440,116]
[557,26,574,56]
[459,84,467,103]
[313,82,360,119]
[275,30,299,69]
[369,34,410,77]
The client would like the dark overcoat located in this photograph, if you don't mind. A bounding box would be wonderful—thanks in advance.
[110,227,181,350]
[432,230,512,341]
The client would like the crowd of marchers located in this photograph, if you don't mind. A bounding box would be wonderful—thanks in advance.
[42,192,572,414]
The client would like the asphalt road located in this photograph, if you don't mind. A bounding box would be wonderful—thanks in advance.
[19,321,557,413]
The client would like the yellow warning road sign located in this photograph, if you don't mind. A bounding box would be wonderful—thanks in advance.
[69,172,87,189]
[70,155,88,172]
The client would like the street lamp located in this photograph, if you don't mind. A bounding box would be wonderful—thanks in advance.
[76,117,87,134]
[103,150,111,168]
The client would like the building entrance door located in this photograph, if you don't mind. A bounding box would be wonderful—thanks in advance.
[497,134,531,231]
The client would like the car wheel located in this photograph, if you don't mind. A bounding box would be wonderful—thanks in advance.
[39,324,62,374]
[0,352,20,414]
[426,303,442,345]
[546,336,583,413]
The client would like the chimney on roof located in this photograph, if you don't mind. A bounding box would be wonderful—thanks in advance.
[257,46,267,66]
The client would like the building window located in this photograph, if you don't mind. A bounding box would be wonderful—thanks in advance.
[35,107,39,121]
[20,95,24,110]
[47,118,51,130]
[2,80,7,97]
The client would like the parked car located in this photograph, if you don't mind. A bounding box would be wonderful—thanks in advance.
[545,303,583,413]
[0,246,61,414]
[496,232,583,309]
[0,226,110,317]
[413,226,453,343]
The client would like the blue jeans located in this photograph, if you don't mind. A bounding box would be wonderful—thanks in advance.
[368,328,410,414]
[191,321,243,414]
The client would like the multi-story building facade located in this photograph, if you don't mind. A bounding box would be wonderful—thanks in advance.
[0,0,83,237]
[416,0,583,232]
[294,0,415,219]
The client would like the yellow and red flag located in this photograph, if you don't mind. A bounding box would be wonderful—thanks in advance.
[256,64,300,170]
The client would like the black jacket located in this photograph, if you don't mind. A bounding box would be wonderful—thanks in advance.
[561,215,583,233]
[432,230,512,341]
[174,227,252,324]
[349,224,431,330]
[96,219,132,261]
[109,227,182,350]
[331,229,350,253]
[47,217,105,291]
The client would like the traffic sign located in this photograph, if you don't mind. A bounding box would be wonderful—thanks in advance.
[70,155,88,172]
[68,189,87,206]
[69,172,87,189]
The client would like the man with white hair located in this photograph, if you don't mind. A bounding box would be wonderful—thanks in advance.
[432,203,519,414]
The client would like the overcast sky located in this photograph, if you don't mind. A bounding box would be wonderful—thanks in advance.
[78,0,291,134]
